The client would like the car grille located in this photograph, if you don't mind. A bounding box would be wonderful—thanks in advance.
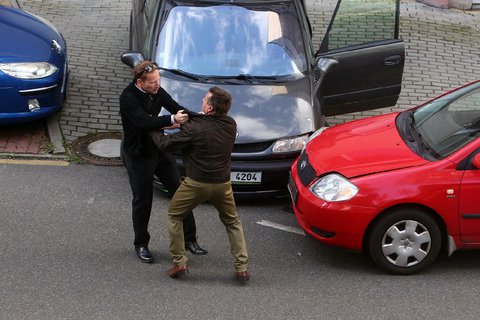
[297,151,316,187]
[233,141,273,153]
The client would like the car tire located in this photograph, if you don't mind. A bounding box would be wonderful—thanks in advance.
[367,208,441,275]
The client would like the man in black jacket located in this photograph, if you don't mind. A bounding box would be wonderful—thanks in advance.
[120,60,207,263]
[151,86,250,283]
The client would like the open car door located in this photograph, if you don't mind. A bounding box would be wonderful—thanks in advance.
[315,0,404,117]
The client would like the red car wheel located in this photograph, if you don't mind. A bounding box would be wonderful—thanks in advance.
[367,208,442,275]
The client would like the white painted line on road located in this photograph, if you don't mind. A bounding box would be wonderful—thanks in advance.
[256,220,305,236]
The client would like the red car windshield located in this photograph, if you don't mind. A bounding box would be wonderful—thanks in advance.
[412,83,480,159]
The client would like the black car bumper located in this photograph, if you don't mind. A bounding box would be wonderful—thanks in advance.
[166,155,294,199]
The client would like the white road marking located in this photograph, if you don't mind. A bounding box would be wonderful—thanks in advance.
[256,220,305,236]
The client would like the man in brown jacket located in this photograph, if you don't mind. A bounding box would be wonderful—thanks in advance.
[151,86,250,283]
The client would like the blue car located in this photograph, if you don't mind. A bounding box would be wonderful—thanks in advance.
[0,6,68,125]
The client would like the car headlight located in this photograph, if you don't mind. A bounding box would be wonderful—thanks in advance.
[0,62,58,79]
[272,134,309,153]
[310,173,358,202]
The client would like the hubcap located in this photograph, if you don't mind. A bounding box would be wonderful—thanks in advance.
[381,220,431,267]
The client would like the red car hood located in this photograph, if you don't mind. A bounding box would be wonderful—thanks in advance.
[306,113,429,178]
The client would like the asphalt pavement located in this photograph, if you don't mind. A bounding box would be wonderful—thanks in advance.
[1,0,479,158]
[1,2,480,319]
[3,164,480,319]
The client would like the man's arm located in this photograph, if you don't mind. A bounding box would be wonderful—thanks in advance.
[156,87,190,115]
[120,93,173,130]
[150,124,194,152]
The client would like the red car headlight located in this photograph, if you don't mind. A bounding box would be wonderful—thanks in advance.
[309,173,358,202]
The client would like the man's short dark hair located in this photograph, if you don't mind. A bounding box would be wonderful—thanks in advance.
[208,86,232,116]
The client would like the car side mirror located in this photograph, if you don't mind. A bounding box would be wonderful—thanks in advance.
[471,153,480,169]
[121,52,145,68]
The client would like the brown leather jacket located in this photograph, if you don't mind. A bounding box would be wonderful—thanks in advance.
[150,114,236,183]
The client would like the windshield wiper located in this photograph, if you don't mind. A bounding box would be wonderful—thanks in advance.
[159,67,207,81]
[406,111,416,142]
[410,111,435,155]
[236,74,278,80]
[210,74,280,84]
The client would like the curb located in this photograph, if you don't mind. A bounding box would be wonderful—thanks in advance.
[46,114,66,154]
[0,152,68,161]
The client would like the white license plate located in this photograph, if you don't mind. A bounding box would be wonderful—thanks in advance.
[231,171,262,184]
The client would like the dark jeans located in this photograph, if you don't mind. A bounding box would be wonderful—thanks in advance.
[122,147,197,247]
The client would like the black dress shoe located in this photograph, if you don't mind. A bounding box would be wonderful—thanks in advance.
[135,246,154,263]
[185,241,208,255]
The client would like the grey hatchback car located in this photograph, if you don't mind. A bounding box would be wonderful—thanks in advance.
[121,0,404,198]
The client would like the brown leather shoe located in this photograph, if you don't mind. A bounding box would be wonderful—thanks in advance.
[235,271,250,283]
[168,265,188,278]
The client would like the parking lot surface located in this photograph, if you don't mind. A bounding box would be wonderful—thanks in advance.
[5,0,478,144]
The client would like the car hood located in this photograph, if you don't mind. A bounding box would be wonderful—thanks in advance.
[0,7,63,64]
[306,112,429,178]
[161,76,314,143]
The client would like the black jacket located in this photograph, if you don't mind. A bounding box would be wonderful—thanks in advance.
[119,81,186,156]
[150,114,237,183]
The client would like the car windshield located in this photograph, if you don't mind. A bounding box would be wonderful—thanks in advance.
[412,83,480,159]
[155,1,308,77]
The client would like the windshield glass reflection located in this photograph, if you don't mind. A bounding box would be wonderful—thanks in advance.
[413,85,480,158]
[155,3,307,77]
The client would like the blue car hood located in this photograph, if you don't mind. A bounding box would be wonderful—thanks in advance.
[0,6,63,64]
[161,76,314,143]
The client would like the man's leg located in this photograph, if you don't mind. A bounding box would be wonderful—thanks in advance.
[210,182,249,273]
[123,150,157,248]
[155,152,197,242]
[168,178,209,267]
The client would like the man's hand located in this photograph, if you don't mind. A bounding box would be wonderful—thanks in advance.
[174,110,189,124]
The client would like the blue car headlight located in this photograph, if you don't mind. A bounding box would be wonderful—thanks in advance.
[310,173,359,202]
[0,62,58,79]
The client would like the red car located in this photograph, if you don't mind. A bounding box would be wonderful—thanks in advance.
[289,80,480,275]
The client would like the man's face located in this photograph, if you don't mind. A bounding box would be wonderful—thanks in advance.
[202,92,213,114]
[138,71,160,95]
